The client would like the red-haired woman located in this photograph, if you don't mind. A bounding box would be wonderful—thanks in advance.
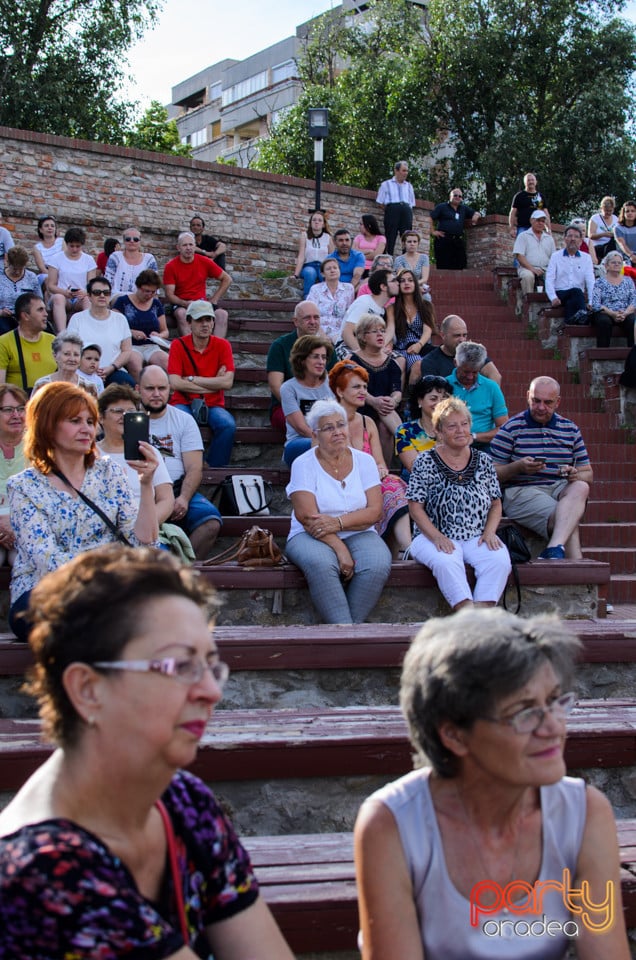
[330,359,411,558]
[7,381,159,639]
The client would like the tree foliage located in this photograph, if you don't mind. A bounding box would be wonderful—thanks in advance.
[255,0,636,221]
[254,1,437,193]
[419,0,636,219]
[125,101,191,156]
[0,0,162,143]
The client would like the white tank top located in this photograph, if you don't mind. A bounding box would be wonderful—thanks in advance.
[303,233,331,265]
[369,768,586,960]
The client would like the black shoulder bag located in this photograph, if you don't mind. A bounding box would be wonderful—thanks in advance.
[13,330,31,396]
[52,468,132,547]
[498,523,531,614]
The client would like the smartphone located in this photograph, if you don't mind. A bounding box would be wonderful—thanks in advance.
[123,411,149,460]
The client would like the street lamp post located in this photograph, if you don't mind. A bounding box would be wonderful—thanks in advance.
[307,108,329,213]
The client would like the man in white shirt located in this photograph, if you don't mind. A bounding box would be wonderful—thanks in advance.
[513,210,556,294]
[545,225,595,325]
[138,365,222,559]
[376,161,416,256]
[341,268,400,351]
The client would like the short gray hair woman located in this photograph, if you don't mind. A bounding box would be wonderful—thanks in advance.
[354,606,629,959]
[31,331,97,396]
[285,398,392,623]
[590,250,636,348]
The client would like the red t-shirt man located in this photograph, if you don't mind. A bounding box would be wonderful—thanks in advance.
[163,254,223,301]
[167,333,235,408]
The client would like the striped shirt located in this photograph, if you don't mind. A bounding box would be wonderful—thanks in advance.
[490,410,590,487]
[376,177,416,207]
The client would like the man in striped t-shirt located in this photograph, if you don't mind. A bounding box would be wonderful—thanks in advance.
[490,376,593,561]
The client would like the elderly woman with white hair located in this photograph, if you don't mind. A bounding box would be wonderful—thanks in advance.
[285,398,392,623]
[407,396,511,611]
[590,250,636,348]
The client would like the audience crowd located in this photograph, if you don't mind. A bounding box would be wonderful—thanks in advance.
[0,181,631,624]
[0,183,633,958]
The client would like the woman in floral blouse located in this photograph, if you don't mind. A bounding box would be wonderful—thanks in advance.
[7,381,159,640]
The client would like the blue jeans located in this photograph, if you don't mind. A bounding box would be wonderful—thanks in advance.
[283,437,312,466]
[300,261,322,297]
[285,530,392,623]
[175,403,236,467]
[555,288,586,323]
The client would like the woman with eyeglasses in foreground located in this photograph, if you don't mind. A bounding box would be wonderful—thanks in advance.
[0,544,295,960]
[285,399,392,623]
[355,607,629,960]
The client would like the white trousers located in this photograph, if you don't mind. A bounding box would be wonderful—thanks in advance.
[409,533,512,608]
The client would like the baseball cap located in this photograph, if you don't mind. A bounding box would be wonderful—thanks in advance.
[186,300,215,320]
[530,210,547,220]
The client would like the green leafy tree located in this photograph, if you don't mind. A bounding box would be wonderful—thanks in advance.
[255,0,436,193]
[257,0,635,220]
[418,0,636,218]
[0,0,162,143]
[125,101,191,156]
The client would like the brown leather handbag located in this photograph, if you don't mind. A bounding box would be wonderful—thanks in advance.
[203,526,285,567]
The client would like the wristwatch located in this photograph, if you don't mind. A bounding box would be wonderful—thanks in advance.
[187,376,194,382]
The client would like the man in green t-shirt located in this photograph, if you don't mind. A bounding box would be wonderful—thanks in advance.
[0,293,55,391]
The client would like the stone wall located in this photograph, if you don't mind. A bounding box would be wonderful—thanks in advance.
[0,125,561,281]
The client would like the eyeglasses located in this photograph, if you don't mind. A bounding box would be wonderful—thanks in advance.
[106,407,136,416]
[452,194,463,199]
[124,236,141,242]
[481,691,576,734]
[91,289,110,297]
[92,655,230,688]
[420,376,450,391]
[315,421,347,434]
[0,405,26,415]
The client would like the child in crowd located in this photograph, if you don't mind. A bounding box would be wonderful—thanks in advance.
[79,343,105,395]
[96,238,120,275]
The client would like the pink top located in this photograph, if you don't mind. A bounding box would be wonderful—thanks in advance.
[353,233,387,269]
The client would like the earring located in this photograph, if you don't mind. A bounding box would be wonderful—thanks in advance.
[87,715,96,727]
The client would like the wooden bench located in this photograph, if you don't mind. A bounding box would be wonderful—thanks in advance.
[1,618,634,677]
[246,822,636,951]
[1,699,635,792]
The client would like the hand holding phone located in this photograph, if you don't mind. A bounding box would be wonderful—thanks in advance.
[123,411,150,460]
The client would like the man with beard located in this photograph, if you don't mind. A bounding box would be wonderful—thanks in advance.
[138,366,221,559]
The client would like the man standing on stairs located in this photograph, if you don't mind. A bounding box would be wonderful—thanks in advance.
[490,376,593,560]
[138,365,222,559]
[376,161,416,257]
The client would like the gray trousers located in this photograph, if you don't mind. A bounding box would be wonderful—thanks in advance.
[285,530,392,623]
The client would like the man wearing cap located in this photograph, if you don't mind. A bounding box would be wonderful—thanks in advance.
[513,210,556,295]
[163,231,232,338]
[167,300,236,467]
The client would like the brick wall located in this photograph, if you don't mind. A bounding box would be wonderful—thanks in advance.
[0,126,561,283]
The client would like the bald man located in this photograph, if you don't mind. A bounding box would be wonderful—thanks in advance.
[490,376,593,560]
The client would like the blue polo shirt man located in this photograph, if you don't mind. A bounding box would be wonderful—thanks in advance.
[446,341,508,451]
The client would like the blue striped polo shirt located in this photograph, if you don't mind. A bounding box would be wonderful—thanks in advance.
[490,410,590,487]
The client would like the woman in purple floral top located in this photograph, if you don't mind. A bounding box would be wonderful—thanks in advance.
[0,545,294,960]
